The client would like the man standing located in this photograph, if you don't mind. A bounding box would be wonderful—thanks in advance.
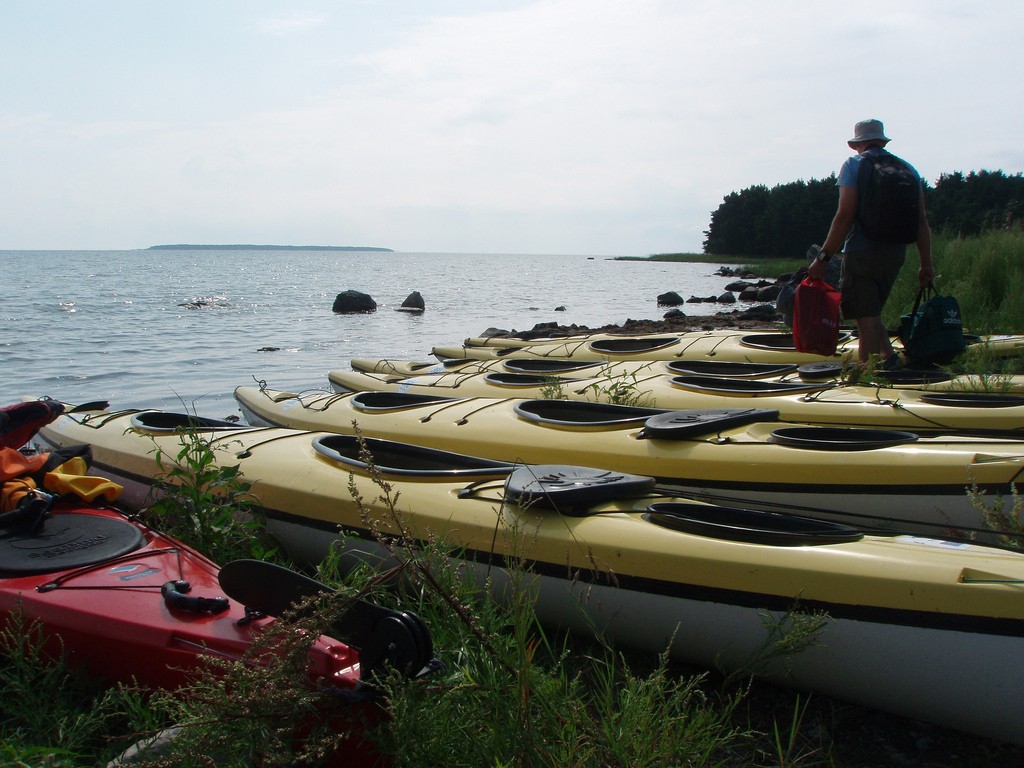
[808,119,935,367]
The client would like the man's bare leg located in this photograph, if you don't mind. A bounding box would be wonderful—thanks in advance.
[855,316,896,364]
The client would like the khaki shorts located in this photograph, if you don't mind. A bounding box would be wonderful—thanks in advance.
[839,248,906,320]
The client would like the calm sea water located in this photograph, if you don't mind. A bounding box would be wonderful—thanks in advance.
[1,249,744,418]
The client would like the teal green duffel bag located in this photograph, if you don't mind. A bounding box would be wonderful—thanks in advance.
[898,284,966,368]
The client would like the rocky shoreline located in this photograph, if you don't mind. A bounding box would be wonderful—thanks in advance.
[479,264,800,340]
[481,306,788,341]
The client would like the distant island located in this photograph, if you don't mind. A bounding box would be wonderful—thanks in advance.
[147,244,394,252]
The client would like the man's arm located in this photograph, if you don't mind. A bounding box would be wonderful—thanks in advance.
[809,185,858,279]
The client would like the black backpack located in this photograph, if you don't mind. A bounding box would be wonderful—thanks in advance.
[856,150,921,244]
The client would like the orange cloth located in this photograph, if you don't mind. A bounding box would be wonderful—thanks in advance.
[42,456,123,503]
[0,446,48,512]
[0,446,48,484]
[1,476,37,512]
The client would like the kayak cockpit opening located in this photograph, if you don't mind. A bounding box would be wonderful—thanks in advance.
[501,359,603,374]
[350,391,461,412]
[513,399,666,427]
[665,360,799,378]
[769,427,919,450]
[587,337,681,355]
[130,411,241,433]
[668,375,833,396]
[919,392,1024,408]
[312,434,516,477]
[739,332,854,351]
[644,502,864,545]
[483,373,589,388]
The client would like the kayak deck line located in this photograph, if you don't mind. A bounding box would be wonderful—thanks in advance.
[653,485,1020,541]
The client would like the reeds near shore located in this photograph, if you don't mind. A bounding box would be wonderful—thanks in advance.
[640,231,1024,334]
[888,230,1024,334]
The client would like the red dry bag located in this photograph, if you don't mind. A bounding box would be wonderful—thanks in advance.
[792,277,841,356]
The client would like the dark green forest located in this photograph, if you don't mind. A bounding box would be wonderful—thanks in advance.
[703,169,1024,258]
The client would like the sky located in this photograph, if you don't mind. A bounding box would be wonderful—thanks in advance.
[2,1,1022,256]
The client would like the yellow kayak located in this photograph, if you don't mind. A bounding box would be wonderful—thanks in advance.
[232,385,1024,539]
[326,365,1024,433]
[348,355,1024,394]
[460,328,803,349]
[28,398,1024,745]
[431,330,1024,365]
[460,328,1024,353]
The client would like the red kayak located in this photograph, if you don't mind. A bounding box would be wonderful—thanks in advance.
[0,495,437,766]
[0,498,363,691]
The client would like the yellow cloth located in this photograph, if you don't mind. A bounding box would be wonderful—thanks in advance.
[43,456,124,503]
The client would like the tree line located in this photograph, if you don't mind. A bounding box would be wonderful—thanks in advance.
[702,169,1024,258]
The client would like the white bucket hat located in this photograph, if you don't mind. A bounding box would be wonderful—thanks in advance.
[848,119,890,147]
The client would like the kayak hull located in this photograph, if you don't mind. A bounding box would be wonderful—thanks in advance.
[266,512,1024,748]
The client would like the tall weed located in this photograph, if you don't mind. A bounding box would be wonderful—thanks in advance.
[5,421,1024,764]
[136,594,386,767]
[0,611,156,765]
[145,426,276,563]
[580,364,656,407]
[969,483,1024,550]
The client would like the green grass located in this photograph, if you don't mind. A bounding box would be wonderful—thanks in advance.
[729,230,1024,336]
[884,229,1024,334]
[0,611,163,766]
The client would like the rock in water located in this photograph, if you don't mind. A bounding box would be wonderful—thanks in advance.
[657,291,684,306]
[332,290,377,313]
[398,291,425,312]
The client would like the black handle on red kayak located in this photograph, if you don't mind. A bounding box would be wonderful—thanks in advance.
[0,502,43,531]
[217,559,436,680]
[161,580,230,614]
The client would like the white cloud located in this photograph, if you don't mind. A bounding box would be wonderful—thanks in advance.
[250,13,327,36]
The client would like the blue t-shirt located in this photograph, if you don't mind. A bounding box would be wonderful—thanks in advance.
[837,147,922,255]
